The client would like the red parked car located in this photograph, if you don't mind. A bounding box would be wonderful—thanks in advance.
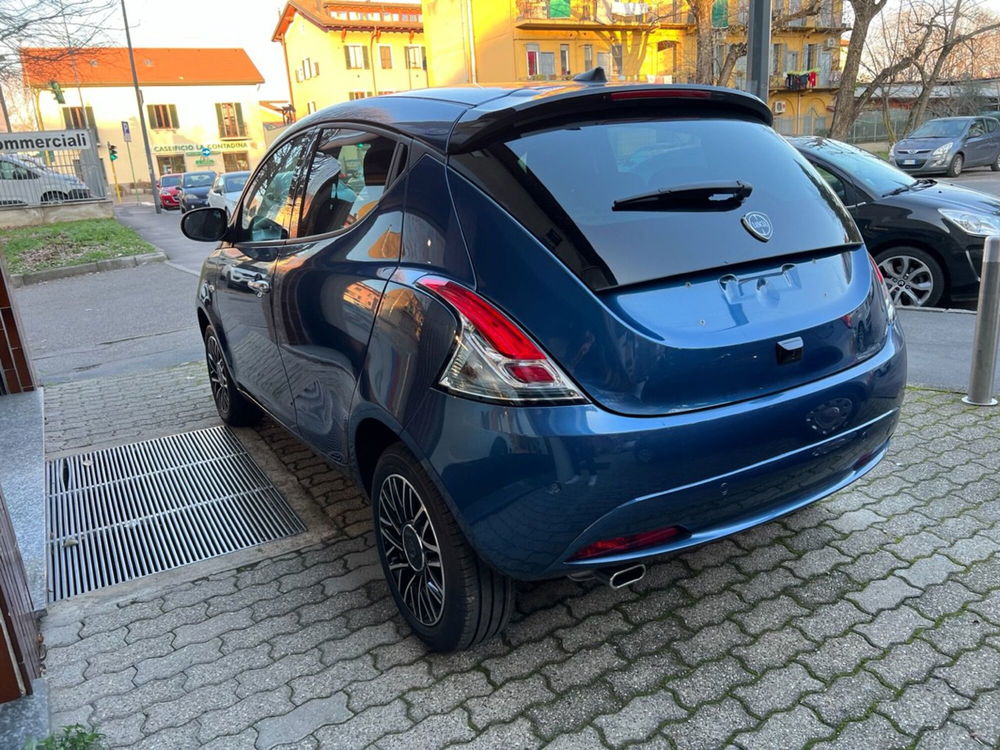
[158,174,182,209]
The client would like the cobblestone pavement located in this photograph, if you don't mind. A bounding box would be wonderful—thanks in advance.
[40,367,1000,749]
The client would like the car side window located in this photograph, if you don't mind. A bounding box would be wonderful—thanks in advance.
[212,176,223,193]
[813,165,847,202]
[0,161,33,180]
[970,120,985,137]
[298,129,398,237]
[987,119,998,133]
[237,134,310,243]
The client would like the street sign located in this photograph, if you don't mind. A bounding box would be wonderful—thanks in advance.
[200,146,211,157]
[121,121,131,143]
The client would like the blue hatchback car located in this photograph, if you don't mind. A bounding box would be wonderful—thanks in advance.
[182,75,906,651]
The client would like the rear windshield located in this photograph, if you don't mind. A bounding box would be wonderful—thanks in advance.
[160,175,181,187]
[455,118,858,290]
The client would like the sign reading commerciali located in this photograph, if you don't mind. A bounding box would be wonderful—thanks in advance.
[0,129,92,153]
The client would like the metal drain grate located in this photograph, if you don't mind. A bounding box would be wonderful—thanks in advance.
[46,426,304,601]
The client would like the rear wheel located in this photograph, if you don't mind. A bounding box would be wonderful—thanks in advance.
[204,325,261,426]
[947,153,964,177]
[992,153,1000,172]
[875,247,945,308]
[372,444,514,651]
[40,191,68,203]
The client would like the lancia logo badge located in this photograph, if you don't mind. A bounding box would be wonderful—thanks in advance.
[742,212,773,242]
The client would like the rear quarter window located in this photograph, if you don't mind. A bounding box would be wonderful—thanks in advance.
[454,118,859,290]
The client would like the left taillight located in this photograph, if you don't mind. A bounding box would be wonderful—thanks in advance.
[416,276,586,404]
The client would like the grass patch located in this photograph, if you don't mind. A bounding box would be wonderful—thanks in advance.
[0,219,156,275]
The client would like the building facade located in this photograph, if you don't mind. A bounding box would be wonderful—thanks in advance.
[273,1,427,122]
[21,47,270,185]
[421,0,845,136]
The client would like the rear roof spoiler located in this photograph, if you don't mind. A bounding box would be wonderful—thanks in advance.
[447,84,773,154]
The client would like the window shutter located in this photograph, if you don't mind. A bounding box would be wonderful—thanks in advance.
[344,46,352,68]
[215,103,225,138]
[62,108,72,128]
[146,104,155,128]
[363,47,370,69]
[313,61,320,76]
[169,104,178,129]
[235,103,246,137]
[295,69,302,82]
[85,106,95,128]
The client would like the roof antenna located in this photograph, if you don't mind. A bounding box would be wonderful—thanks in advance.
[573,67,607,83]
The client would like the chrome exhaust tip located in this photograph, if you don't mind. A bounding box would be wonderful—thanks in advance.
[593,563,646,589]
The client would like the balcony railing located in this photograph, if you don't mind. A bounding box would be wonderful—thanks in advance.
[516,1,684,25]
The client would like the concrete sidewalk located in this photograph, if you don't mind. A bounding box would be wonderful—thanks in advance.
[114,204,211,276]
[34,362,1000,749]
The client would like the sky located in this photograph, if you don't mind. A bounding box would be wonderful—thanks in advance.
[105,0,291,100]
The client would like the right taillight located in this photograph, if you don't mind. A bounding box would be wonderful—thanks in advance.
[416,276,586,404]
[869,254,895,322]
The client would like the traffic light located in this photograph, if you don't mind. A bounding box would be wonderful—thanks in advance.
[108,142,118,162]
[48,81,65,104]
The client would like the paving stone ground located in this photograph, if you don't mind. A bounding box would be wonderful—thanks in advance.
[39,363,1000,749]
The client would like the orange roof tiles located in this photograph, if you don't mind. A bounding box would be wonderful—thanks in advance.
[20,47,264,88]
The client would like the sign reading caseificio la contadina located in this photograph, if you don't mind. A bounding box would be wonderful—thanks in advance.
[0,129,91,153]
[153,141,250,154]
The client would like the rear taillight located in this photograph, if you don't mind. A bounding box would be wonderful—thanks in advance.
[869,254,896,322]
[609,89,712,101]
[416,276,585,404]
[571,525,689,560]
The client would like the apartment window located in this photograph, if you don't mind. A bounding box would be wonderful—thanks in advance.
[712,0,728,27]
[560,44,570,76]
[345,45,370,70]
[526,43,540,77]
[147,104,178,129]
[298,57,319,81]
[348,91,372,100]
[771,43,784,75]
[597,50,610,72]
[540,51,556,78]
[611,44,623,76]
[379,45,393,69]
[61,106,95,129]
[405,45,425,70]
[806,43,820,70]
[223,151,250,172]
[215,102,247,138]
[306,101,317,114]
[583,44,593,71]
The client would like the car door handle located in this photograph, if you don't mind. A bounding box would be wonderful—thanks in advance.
[248,279,270,297]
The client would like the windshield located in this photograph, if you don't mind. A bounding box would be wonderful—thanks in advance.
[160,175,181,187]
[801,139,916,196]
[910,119,968,138]
[183,173,214,187]
[224,173,249,193]
[456,117,857,290]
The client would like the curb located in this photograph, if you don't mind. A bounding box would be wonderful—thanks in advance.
[9,251,167,288]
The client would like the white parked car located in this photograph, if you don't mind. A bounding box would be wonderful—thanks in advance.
[206,170,250,217]
[0,155,91,205]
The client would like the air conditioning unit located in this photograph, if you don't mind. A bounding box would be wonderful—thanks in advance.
[824,38,838,49]
[773,100,787,114]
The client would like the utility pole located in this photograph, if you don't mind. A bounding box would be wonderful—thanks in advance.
[0,55,12,131]
[747,0,772,103]
[120,0,161,213]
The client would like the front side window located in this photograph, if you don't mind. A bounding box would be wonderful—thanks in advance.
[345,45,369,70]
[298,129,398,237]
[0,160,34,180]
[148,104,178,129]
[216,103,246,138]
[238,134,309,243]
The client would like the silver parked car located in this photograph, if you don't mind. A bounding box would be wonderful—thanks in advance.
[891,116,1000,177]
[206,171,250,217]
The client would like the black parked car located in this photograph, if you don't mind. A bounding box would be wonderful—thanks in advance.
[792,136,1000,307]
[178,171,217,213]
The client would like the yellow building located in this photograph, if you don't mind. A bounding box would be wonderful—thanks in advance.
[273,1,428,121]
[421,0,845,136]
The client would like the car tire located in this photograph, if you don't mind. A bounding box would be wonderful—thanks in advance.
[875,246,945,308]
[372,443,514,652]
[947,153,964,177]
[991,153,1000,172]
[40,191,68,204]
[204,325,261,426]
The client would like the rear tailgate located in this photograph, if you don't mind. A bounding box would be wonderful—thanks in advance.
[448,93,889,416]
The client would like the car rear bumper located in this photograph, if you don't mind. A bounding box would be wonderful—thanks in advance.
[404,322,906,579]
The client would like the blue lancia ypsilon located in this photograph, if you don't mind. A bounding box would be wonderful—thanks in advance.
[183,72,906,651]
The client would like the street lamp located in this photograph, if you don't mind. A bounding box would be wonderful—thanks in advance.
[120,0,161,213]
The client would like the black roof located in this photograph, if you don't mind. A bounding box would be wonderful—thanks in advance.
[282,80,772,154]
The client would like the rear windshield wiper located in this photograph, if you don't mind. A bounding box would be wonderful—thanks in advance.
[612,181,753,212]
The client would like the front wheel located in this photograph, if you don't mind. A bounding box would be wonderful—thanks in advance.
[991,153,1000,172]
[372,444,514,651]
[947,153,964,177]
[875,247,945,308]
[204,325,261,426]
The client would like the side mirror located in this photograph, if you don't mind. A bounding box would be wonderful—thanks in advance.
[181,207,228,242]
